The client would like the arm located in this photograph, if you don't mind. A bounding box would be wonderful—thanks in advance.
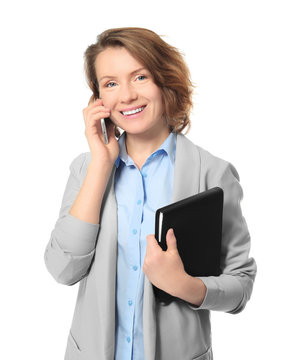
[174,274,207,307]
[44,153,114,285]
[144,161,256,312]
[69,158,114,225]
[178,162,257,313]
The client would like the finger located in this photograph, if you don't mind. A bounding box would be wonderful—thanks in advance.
[83,103,103,121]
[166,228,177,251]
[84,111,111,127]
[84,98,105,114]
[85,98,102,110]
[93,98,103,106]
[146,234,156,242]
[89,110,111,119]
[146,234,159,250]
[88,104,111,116]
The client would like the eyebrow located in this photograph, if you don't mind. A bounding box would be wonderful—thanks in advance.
[98,67,148,82]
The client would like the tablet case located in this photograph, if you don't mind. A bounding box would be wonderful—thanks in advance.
[153,187,224,305]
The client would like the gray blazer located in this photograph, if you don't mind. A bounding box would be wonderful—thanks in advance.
[44,133,257,360]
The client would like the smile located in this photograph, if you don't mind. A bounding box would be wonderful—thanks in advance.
[121,106,146,116]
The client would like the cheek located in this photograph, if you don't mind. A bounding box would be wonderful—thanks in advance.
[147,86,164,108]
[109,112,120,125]
[102,96,119,120]
[101,95,114,109]
[153,91,164,113]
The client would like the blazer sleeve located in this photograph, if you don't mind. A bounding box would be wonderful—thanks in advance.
[188,160,257,314]
[44,153,100,285]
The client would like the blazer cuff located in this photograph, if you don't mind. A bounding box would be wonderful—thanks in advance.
[54,213,100,255]
[187,275,243,312]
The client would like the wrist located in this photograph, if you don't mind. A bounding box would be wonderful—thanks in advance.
[89,157,114,172]
[174,273,207,307]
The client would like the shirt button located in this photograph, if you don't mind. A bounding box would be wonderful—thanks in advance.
[142,173,147,178]
[132,229,137,235]
[133,265,138,271]
[127,336,131,343]
[137,199,142,205]
[128,300,133,306]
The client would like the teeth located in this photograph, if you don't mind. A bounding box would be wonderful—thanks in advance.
[122,106,145,116]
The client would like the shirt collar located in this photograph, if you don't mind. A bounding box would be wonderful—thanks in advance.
[115,131,177,168]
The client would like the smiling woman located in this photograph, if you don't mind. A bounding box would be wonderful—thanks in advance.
[94,46,168,153]
[44,27,257,360]
[84,27,194,138]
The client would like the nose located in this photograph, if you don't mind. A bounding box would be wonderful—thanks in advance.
[119,82,138,104]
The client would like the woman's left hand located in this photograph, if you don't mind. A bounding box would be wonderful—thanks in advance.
[143,228,187,295]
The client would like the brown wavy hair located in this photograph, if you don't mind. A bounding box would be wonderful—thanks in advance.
[84,27,194,137]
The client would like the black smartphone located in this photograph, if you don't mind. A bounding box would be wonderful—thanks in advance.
[100,118,109,144]
[99,95,109,144]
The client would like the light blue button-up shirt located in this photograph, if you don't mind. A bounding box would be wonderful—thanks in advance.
[114,131,177,360]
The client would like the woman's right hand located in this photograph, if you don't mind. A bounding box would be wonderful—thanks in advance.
[82,98,119,165]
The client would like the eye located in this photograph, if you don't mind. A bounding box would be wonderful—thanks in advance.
[106,81,117,88]
[136,75,146,81]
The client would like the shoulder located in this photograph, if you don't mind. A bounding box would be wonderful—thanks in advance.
[197,145,240,181]
[183,136,244,205]
[177,133,240,183]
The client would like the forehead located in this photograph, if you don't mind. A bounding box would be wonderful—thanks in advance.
[95,47,145,79]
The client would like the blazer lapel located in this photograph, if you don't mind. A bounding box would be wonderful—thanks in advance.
[172,133,201,202]
[94,166,118,358]
[143,133,201,360]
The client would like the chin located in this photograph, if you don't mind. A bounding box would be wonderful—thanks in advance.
[116,122,151,135]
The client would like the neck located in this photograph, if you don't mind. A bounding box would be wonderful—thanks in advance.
[125,124,171,166]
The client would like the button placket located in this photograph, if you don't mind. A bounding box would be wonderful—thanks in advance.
[124,168,144,352]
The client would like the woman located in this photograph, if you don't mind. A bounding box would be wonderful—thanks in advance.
[44,27,257,360]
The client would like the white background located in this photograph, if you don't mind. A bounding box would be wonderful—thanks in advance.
[1,0,299,359]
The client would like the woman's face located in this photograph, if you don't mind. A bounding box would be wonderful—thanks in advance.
[95,46,167,138]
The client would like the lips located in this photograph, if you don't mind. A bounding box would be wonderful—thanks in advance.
[120,105,146,112]
[120,105,146,116]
